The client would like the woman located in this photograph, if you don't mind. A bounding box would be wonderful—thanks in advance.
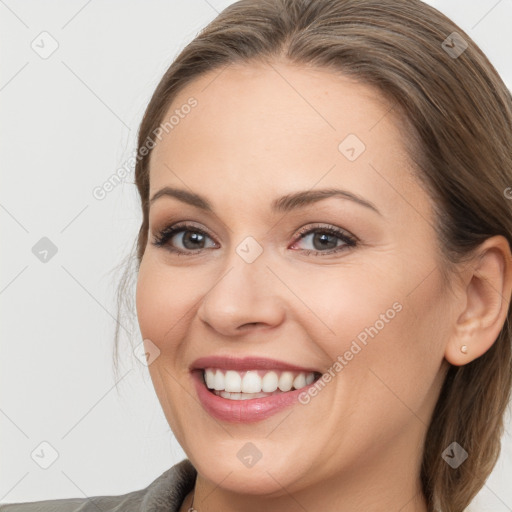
[2,0,511,511]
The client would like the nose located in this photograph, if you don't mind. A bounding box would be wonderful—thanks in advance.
[196,247,286,337]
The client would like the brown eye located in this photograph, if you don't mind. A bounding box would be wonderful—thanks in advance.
[290,224,358,256]
[152,223,217,254]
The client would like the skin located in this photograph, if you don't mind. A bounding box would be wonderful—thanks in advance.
[135,60,512,512]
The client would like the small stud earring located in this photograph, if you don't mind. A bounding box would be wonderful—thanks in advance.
[460,345,468,354]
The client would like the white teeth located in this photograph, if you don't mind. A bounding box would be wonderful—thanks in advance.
[224,370,242,392]
[214,369,224,391]
[293,373,306,390]
[278,371,294,392]
[241,371,261,393]
[203,368,317,394]
[205,370,216,389]
[261,371,279,392]
[217,391,277,400]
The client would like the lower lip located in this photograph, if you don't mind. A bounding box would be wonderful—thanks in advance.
[191,370,317,423]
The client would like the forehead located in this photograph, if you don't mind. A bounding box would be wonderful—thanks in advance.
[148,61,423,218]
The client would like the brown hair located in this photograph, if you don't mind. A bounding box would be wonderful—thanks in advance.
[113,1,512,510]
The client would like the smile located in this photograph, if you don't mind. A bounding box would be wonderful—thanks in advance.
[203,368,318,399]
[190,356,323,422]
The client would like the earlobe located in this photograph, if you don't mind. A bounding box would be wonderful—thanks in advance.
[445,318,478,367]
[444,235,512,367]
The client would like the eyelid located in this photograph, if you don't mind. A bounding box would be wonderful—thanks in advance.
[292,223,357,243]
[151,221,219,250]
[155,220,217,240]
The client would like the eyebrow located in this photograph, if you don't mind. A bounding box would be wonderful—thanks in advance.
[149,186,381,215]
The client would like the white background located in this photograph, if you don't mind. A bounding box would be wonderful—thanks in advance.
[1,1,511,510]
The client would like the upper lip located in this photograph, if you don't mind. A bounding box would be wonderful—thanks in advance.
[190,355,321,374]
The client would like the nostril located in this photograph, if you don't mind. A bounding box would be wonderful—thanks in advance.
[239,322,263,330]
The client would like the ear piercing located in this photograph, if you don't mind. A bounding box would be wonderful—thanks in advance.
[460,345,468,354]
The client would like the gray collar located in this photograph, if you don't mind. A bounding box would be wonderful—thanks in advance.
[141,458,197,512]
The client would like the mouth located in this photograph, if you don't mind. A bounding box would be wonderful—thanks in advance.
[197,368,322,400]
[190,355,323,401]
[190,356,324,422]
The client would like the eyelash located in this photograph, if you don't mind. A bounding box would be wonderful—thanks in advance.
[151,222,358,257]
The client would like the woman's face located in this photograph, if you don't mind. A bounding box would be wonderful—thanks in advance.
[136,61,454,501]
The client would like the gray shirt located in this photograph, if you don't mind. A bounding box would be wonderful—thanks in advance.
[0,458,197,512]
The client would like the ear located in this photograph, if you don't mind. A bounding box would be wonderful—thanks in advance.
[445,235,512,366]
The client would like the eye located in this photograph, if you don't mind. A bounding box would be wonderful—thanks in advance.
[151,221,358,258]
[151,222,217,255]
[289,223,358,256]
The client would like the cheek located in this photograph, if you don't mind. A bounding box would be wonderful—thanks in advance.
[295,257,448,411]
[289,264,406,353]
[135,257,201,442]
[339,290,449,445]
[135,256,199,345]
[377,288,448,422]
